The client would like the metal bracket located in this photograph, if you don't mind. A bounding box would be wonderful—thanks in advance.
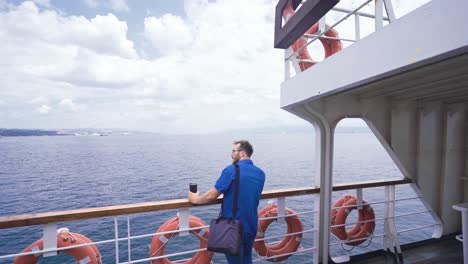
[43,223,57,257]
[178,208,190,237]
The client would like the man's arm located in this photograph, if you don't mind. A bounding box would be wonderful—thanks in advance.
[188,187,221,205]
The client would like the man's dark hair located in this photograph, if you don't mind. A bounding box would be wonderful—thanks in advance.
[234,140,253,157]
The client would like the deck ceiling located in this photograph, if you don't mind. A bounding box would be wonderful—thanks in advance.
[349,53,468,104]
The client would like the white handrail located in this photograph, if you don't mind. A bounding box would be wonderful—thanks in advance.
[254,229,317,242]
[258,209,317,220]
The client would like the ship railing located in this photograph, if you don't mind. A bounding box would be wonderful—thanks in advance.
[284,0,396,80]
[0,178,439,263]
[327,179,443,263]
[0,187,320,263]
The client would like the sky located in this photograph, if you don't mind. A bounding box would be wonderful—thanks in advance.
[0,0,429,134]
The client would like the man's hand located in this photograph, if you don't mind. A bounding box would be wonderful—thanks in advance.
[187,188,221,205]
[187,191,200,204]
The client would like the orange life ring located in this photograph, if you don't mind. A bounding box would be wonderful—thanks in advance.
[14,229,101,264]
[150,215,213,264]
[254,204,303,262]
[331,195,375,246]
[282,0,342,71]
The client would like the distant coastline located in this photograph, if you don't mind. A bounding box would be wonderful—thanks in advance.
[0,128,144,137]
[0,128,71,137]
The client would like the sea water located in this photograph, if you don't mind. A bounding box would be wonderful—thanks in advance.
[0,132,434,263]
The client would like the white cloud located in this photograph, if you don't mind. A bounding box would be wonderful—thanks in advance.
[109,0,129,12]
[37,104,51,114]
[59,98,86,112]
[1,2,137,59]
[1,1,140,90]
[144,14,192,53]
[30,96,49,105]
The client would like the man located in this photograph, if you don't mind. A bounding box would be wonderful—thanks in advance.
[188,140,265,264]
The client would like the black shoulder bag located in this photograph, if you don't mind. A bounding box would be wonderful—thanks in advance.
[207,163,243,255]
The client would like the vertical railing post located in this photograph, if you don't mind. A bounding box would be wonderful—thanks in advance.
[356,188,363,210]
[179,208,190,236]
[384,185,401,255]
[354,14,361,41]
[277,197,286,223]
[313,194,320,264]
[319,15,327,34]
[375,0,383,31]
[127,216,131,263]
[43,223,57,257]
[284,49,291,80]
[114,217,120,264]
[384,185,391,252]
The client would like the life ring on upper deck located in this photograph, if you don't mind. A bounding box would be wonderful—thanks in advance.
[254,204,303,262]
[282,0,342,71]
[14,228,101,264]
[331,195,375,246]
[150,215,212,264]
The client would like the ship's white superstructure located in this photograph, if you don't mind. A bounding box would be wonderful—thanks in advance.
[280,0,468,262]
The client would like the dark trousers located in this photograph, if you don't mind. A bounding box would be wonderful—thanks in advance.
[225,239,254,264]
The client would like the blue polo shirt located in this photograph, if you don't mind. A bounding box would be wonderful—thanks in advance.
[215,159,265,241]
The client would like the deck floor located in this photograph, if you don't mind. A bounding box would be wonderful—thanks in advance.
[348,236,463,264]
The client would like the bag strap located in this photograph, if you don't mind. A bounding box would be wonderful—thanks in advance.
[219,163,241,219]
[232,163,240,218]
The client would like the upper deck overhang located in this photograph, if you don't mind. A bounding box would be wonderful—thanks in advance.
[280,0,468,111]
